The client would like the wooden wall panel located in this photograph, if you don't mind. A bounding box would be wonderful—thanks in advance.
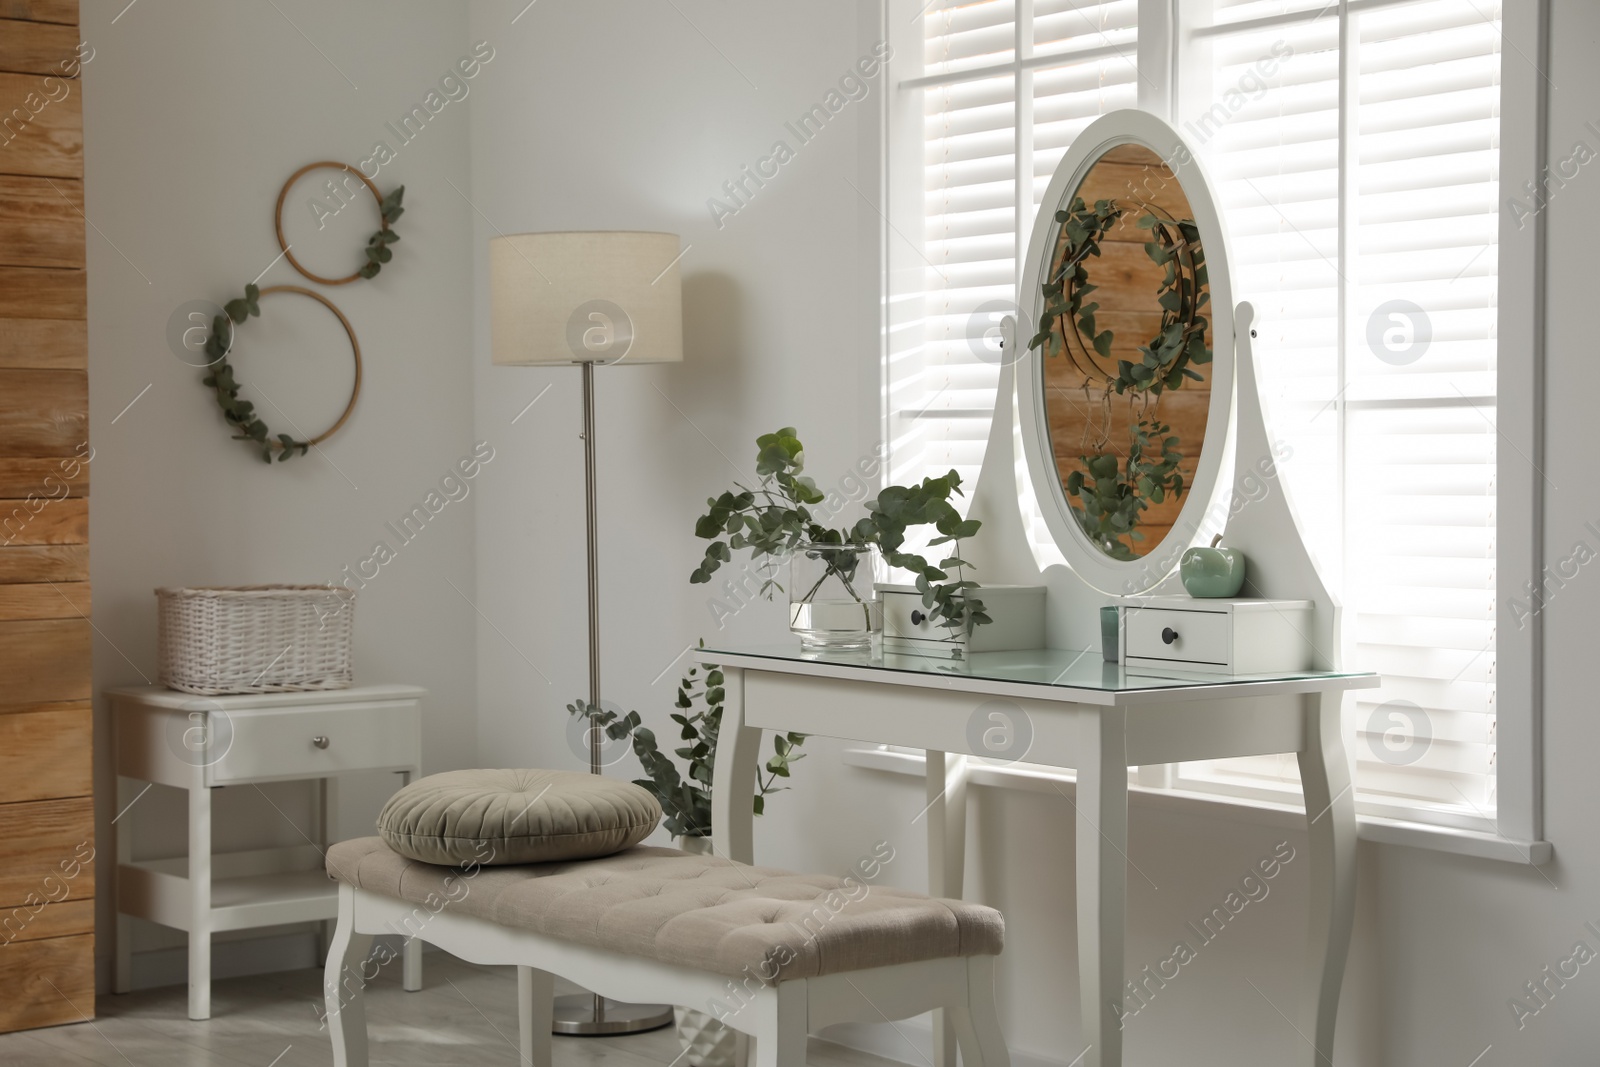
[0,317,85,368]
[0,267,84,318]
[0,369,86,454]
[0,70,80,178]
[0,580,86,619]
[0,618,90,701]
[0,933,93,1030]
[0,175,82,268]
[0,4,91,1030]
[0,456,88,496]
[0,897,91,942]
[0,702,89,801]
[0,17,75,74]
[0,1,77,25]
[0,543,86,582]
[0,796,93,904]
[0,496,84,544]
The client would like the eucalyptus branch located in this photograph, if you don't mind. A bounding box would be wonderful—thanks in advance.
[691,429,992,635]
[564,646,807,836]
[201,284,313,465]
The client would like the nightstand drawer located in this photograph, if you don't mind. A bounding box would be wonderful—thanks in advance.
[206,701,420,785]
[1124,606,1230,666]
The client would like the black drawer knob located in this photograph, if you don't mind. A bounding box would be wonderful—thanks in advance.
[1161,626,1179,645]
[910,609,926,626]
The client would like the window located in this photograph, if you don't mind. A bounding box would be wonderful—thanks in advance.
[887,0,1523,836]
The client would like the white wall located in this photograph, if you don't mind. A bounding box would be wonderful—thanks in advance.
[82,0,478,983]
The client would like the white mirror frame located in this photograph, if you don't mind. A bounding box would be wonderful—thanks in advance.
[1016,109,1237,596]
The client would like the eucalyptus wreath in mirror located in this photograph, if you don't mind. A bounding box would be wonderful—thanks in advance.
[690,428,991,636]
[1027,191,1212,559]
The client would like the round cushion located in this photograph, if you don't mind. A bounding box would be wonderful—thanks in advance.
[377,768,660,866]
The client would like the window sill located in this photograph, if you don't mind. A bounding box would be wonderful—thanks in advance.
[842,746,1553,866]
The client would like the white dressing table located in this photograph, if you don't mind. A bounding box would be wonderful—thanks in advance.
[705,644,1377,1067]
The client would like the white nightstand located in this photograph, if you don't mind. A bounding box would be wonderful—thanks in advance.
[109,684,426,1020]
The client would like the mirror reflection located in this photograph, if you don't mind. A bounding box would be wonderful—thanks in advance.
[1026,144,1213,561]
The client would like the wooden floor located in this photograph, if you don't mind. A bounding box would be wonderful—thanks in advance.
[0,954,905,1066]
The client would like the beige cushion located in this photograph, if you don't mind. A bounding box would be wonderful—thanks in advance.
[327,837,1003,982]
[376,769,659,866]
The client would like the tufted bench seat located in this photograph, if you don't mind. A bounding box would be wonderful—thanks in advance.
[322,837,1009,1067]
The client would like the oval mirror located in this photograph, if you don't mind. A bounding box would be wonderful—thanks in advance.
[1017,110,1235,595]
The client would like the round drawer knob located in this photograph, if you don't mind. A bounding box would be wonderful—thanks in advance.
[910,609,926,626]
[312,735,330,749]
[1161,627,1179,645]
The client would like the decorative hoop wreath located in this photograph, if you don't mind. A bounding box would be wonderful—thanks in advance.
[201,285,363,463]
[275,160,405,284]
[199,160,401,463]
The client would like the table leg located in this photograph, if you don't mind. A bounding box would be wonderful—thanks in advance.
[710,667,760,864]
[113,776,134,995]
[189,781,212,1021]
[926,750,968,1067]
[314,777,333,965]
[1298,690,1356,1065]
[1075,711,1126,1067]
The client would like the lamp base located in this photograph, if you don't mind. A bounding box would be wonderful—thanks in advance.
[552,993,674,1036]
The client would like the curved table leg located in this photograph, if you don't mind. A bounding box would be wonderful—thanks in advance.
[711,667,761,864]
[1298,689,1356,1065]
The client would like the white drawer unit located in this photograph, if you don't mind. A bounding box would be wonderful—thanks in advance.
[879,583,1045,659]
[1119,596,1315,675]
[108,684,426,1020]
[209,700,422,785]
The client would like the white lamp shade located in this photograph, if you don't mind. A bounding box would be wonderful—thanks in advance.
[490,231,683,366]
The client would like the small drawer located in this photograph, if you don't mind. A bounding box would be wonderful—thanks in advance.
[206,701,419,785]
[1124,606,1230,667]
[883,590,942,640]
[878,583,1046,659]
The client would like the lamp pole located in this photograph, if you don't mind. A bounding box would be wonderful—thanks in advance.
[582,360,603,777]
[551,359,674,1036]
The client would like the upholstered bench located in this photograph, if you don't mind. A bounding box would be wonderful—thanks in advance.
[323,837,1009,1067]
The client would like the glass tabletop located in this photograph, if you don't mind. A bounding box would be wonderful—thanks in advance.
[700,643,1376,695]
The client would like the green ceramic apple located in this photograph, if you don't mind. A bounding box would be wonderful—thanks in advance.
[1180,535,1247,598]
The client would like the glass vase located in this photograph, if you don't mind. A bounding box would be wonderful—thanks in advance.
[787,542,883,651]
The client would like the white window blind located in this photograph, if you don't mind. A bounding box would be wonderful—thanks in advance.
[1173,0,1502,828]
[892,0,1138,495]
[892,0,1504,830]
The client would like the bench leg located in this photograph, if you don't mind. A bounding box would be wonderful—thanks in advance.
[403,936,423,991]
[952,956,1008,1067]
[517,965,553,1067]
[325,885,373,1067]
[754,981,808,1067]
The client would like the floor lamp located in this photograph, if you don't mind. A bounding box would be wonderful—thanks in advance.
[490,230,683,1035]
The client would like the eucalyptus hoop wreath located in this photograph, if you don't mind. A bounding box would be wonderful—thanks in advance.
[198,161,405,463]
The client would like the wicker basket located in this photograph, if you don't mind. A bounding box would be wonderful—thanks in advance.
[156,585,355,695]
